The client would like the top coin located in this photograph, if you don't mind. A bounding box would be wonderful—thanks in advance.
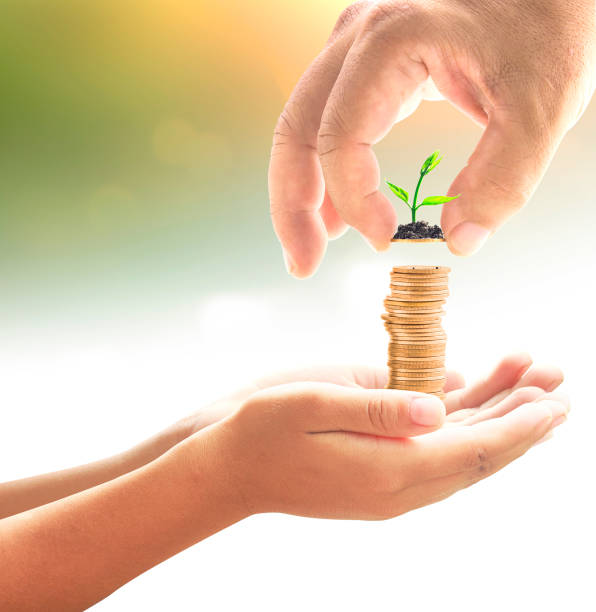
[392,266,450,274]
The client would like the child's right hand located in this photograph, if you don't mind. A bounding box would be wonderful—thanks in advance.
[198,358,568,521]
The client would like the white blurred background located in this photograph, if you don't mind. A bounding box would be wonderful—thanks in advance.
[1,204,594,610]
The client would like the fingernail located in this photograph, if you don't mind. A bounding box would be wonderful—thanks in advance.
[549,400,569,421]
[410,396,446,427]
[551,414,567,429]
[366,237,391,253]
[282,249,296,275]
[532,430,554,447]
[543,391,570,412]
[447,222,491,256]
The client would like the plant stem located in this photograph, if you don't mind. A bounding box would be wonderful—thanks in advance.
[412,171,425,224]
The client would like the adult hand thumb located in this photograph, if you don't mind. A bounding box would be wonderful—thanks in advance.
[441,113,559,256]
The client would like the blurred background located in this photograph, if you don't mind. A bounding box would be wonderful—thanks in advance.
[0,1,594,610]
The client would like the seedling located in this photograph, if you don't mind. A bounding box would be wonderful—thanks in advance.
[386,151,460,224]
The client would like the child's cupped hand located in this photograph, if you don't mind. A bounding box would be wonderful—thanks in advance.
[183,353,568,520]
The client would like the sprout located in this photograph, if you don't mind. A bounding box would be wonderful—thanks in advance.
[386,151,460,224]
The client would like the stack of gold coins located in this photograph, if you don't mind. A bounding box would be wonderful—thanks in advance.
[383,265,450,400]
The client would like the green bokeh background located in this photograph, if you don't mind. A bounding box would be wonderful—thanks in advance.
[1,0,594,329]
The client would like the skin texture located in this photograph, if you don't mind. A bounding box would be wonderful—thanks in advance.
[0,354,568,609]
[269,0,596,276]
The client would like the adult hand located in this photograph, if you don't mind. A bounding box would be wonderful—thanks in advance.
[195,354,567,519]
[269,0,596,276]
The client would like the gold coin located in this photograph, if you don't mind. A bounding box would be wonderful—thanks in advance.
[386,333,444,339]
[385,322,445,328]
[386,321,442,327]
[385,296,445,304]
[384,308,445,316]
[385,297,445,306]
[385,325,444,330]
[390,291,448,299]
[388,356,445,364]
[388,382,446,393]
[384,319,443,326]
[388,294,448,302]
[391,238,445,244]
[388,333,447,340]
[384,301,446,309]
[387,309,445,316]
[390,276,449,283]
[385,295,447,302]
[386,325,439,330]
[389,374,446,381]
[388,360,445,368]
[389,287,448,294]
[390,279,449,286]
[390,281,449,288]
[389,349,446,357]
[389,338,445,343]
[385,322,444,328]
[389,373,447,382]
[391,275,449,282]
[387,326,444,330]
[398,368,446,375]
[389,283,448,295]
[387,339,446,344]
[387,304,446,311]
[392,266,450,274]
[388,339,446,344]
[385,318,443,325]
[385,308,445,315]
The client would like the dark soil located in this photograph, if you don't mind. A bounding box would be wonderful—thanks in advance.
[393,221,444,240]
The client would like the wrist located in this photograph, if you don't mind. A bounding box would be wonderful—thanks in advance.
[114,392,252,480]
[177,418,256,523]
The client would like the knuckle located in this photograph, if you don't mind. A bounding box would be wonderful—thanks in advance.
[274,103,308,144]
[273,107,295,140]
[482,56,586,135]
[235,394,263,424]
[316,124,341,158]
[331,1,373,39]
[510,386,542,405]
[464,433,492,477]
[317,106,353,157]
[366,393,398,435]
[361,1,419,35]
[292,387,322,417]
[236,389,291,426]
[481,59,526,102]
[482,171,529,209]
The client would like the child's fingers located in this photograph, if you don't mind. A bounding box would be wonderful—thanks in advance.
[511,364,564,394]
[398,398,566,486]
[476,365,565,412]
[444,353,532,414]
[462,386,547,425]
[393,401,565,514]
[444,370,466,393]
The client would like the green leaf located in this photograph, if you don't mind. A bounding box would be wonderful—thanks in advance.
[426,155,442,173]
[418,194,460,207]
[386,181,410,206]
[420,150,440,174]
